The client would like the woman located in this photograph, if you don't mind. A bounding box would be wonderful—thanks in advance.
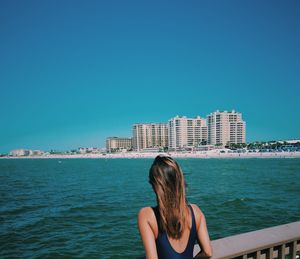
[138,155,213,259]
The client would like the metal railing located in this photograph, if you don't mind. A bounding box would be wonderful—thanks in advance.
[193,221,300,259]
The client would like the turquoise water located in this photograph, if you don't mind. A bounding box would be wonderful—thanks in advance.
[1,158,300,258]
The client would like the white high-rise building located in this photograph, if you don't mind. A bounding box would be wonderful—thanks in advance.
[132,123,168,151]
[207,110,246,146]
[168,116,208,150]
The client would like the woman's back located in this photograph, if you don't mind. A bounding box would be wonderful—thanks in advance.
[152,204,196,259]
[138,155,212,259]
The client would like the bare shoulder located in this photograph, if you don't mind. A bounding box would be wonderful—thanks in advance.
[190,203,205,216]
[138,207,158,238]
[138,207,156,223]
[190,204,205,229]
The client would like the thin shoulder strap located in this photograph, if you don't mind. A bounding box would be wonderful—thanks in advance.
[188,204,196,231]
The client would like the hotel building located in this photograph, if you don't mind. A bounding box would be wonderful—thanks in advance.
[78,147,100,154]
[168,116,208,150]
[132,123,168,151]
[106,137,132,153]
[9,149,44,156]
[207,110,246,146]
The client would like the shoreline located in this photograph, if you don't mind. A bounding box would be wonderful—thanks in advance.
[1,151,300,159]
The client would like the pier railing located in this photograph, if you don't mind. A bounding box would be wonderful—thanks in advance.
[138,221,300,259]
[193,221,300,259]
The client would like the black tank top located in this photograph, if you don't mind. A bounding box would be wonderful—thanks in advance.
[152,205,197,259]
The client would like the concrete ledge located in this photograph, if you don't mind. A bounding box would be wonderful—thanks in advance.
[193,221,300,258]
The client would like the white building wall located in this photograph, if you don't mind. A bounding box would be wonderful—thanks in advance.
[168,116,208,150]
[207,110,246,146]
[132,123,168,151]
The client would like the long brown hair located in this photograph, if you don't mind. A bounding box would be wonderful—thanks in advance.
[149,155,188,239]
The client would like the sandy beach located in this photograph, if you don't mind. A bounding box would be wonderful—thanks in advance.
[1,150,300,159]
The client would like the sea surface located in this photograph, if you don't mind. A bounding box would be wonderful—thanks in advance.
[1,158,300,258]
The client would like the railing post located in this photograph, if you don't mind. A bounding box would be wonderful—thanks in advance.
[290,240,297,259]
[267,247,274,259]
[256,250,261,259]
[278,244,285,259]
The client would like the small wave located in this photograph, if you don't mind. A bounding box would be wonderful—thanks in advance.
[222,197,254,206]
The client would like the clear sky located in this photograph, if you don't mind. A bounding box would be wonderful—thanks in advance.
[0,0,299,153]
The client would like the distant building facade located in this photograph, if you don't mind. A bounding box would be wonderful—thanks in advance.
[29,150,44,156]
[106,137,132,153]
[168,116,208,150]
[132,123,168,151]
[9,149,44,156]
[78,147,100,154]
[207,110,246,146]
[9,149,30,156]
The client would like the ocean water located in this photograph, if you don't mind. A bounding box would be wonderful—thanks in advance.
[0,158,300,258]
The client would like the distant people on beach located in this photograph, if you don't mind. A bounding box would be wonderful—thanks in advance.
[138,155,212,259]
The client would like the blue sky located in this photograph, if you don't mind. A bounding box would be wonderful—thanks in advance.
[0,0,299,152]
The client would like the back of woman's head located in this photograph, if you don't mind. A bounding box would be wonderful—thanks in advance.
[149,155,187,239]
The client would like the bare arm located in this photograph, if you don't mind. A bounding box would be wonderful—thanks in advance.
[138,207,158,259]
[193,205,213,258]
